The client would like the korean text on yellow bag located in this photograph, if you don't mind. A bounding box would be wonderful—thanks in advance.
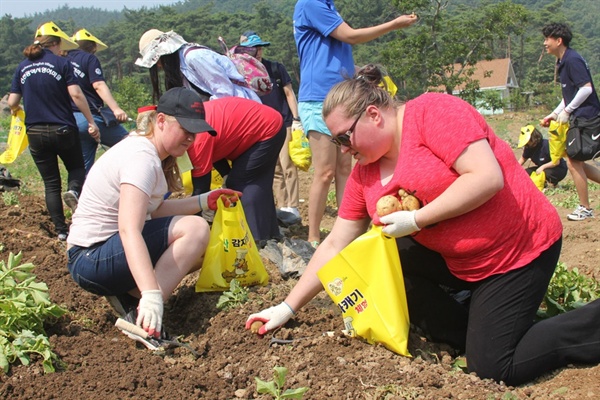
[317,226,410,356]
[289,129,311,171]
[0,110,28,164]
[196,197,269,292]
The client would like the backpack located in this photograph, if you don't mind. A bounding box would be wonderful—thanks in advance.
[218,36,272,96]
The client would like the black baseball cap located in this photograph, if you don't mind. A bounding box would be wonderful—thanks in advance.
[157,87,216,136]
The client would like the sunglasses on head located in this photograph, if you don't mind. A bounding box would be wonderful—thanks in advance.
[330,111,364,147]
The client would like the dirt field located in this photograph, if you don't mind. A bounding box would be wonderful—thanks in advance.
[1,117,599,399]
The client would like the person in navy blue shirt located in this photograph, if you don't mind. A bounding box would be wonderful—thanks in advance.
[540,22,600,221]
[517,124,567,187]
[8,22,99,241]
[67,28,129,174]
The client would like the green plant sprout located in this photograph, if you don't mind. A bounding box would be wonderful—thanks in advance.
[216,279,248,310]
[2,191,19,206]
[255,366,309,399]
[326,189,336,207]
[538,262,600,319]
[0,252,67,373]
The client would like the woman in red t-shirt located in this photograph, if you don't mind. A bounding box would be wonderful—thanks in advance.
[246,64,600,386]
[187,97,284,244]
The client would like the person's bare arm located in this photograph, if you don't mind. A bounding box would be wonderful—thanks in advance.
[92,81,128,122]
[7,93,22,115]
[414,139,504,229]
[330,14,418,45]
[283,83,299,119]
[68,84,100,140]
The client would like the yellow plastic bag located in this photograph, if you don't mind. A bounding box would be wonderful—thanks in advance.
[196,198,269,292]
[289,129,311,171]
[177,153,194,195]
[548,120,568,163]
[0,110,28,164]
[380,76,398,97]
[210,168,224,189]
[317,225,410,356]
[530,170,546,191]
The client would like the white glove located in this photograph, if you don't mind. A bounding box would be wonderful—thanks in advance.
[245,302,295,335]
[557,110,570,124]
[292,120,303,133]
[380,210,421,238]
[136,289,164,337]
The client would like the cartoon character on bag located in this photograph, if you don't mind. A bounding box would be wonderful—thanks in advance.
[221,248,250,282]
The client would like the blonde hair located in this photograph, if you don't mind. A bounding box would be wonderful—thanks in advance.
[138,112,183,193]
[323,64,400,119]
[136,110,155,132]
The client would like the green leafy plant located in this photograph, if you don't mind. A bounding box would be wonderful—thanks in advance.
[549,192,581,210]
[216,279,248,310]
[538,262,600,319]
[3,191,19,206]
[255,366,309,399]
[0,252,67,373]
[326,189,336,208]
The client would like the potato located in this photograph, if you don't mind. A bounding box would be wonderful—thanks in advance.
[250,320,264,334]
[398,189,421,211]
[376,195,401,216]
[401,195,421,211]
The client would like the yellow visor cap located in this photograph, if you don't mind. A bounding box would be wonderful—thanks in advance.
[72,29,108,51]
[518,125,534,148]
[35,21,78,51]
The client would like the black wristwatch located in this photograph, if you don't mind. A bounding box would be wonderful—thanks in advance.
[293,117,300,121]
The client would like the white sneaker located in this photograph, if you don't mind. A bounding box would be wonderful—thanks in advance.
[567,205,594,221]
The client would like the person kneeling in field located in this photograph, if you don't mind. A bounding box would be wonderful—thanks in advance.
[66,88,241,340]
[246,64,600,386]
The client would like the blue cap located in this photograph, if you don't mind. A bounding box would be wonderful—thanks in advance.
[240,32,270,47]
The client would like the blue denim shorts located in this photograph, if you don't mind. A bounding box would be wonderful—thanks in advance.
[298,101,332,136]
[66,216,174,295]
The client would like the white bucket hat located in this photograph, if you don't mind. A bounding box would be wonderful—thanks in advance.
[135,29,187,68]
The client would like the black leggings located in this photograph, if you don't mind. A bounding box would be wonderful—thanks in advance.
[398,236,600,385]
[27,126,85,234]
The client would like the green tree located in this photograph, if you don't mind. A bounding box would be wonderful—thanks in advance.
[383,0,529,99]
[111,76,152,119]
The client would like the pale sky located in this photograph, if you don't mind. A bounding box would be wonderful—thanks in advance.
[1,1,181,18]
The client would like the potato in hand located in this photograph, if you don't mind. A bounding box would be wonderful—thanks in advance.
[376,195,402,217]
[250,320,264,334]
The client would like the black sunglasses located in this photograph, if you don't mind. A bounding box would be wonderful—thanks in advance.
[330,111,363,147]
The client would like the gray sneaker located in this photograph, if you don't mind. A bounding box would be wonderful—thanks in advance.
[62,190,79,212]
[567,205,594,221]
[105,293,139,318]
